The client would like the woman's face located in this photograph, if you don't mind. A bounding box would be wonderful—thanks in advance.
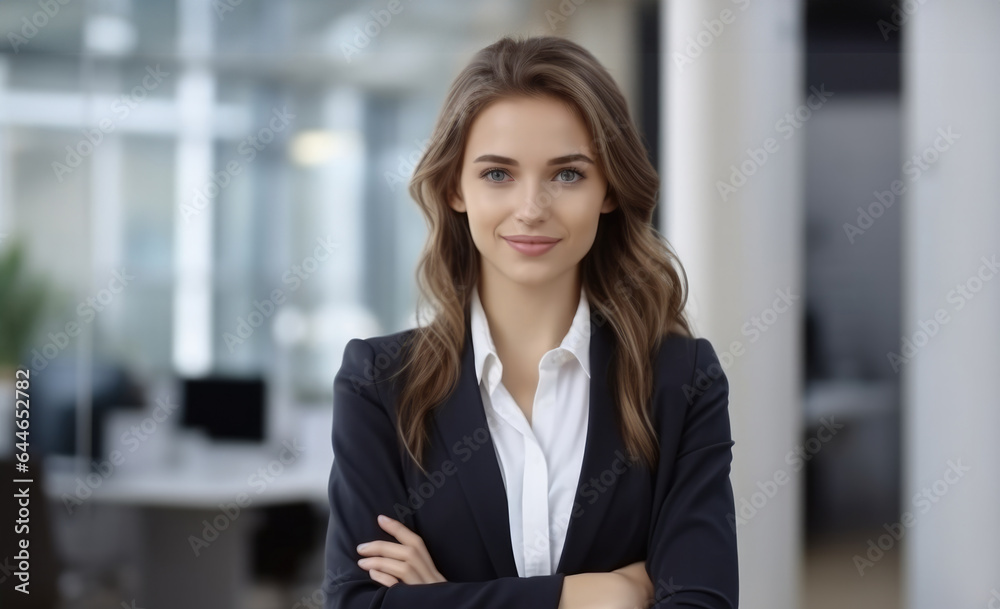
[450,94,616,289]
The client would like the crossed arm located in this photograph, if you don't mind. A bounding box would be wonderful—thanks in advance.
[324,337,737,609]
[354,512,654,609]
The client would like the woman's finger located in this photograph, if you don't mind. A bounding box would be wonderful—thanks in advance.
[358,556,422,585]
[375,515,442,581]
[376,515,427,550]
[356,515,447,584]
[358,539,435,581]
[367,568,400,587]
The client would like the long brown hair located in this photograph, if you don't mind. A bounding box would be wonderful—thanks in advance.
[392,34,692,475]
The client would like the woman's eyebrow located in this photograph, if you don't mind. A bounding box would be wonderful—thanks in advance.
[472,153,595,166]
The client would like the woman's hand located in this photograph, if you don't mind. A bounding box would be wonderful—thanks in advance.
[611,561,654,609]
[558,562,654,609]
[355,514,447,587]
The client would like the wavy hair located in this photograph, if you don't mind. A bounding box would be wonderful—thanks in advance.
[391,34,692,475]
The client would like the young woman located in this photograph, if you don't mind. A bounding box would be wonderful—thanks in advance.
[322,35,738,609]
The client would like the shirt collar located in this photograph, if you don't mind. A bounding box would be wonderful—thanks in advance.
[469,282,592,396]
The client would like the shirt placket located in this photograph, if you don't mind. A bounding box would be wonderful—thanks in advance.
[523,364,556,577]
[521,434,550,576]
[492,364,555,577]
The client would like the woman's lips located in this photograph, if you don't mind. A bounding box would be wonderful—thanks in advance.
[502,237,560,256]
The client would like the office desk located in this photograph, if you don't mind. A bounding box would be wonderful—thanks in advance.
[43,437,331,609]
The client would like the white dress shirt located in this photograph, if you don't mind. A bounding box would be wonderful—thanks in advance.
[469,283,591,577]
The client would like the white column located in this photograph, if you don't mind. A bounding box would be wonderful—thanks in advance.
[0,55,9,236]
[663,2,804,608]
[902,3,1000,608]
[172,0,216,375]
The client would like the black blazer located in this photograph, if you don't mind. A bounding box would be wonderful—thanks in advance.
[322,314,738,608]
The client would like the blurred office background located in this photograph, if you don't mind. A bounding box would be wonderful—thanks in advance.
[0,0,997,608]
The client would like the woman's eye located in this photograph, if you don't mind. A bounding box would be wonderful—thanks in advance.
[480,167,584,183]
[482,168,509,182]
[557,168,583,182]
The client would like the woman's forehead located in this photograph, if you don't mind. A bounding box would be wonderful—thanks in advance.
[464,97,598,161]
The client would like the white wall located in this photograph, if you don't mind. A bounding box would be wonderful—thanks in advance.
[663,1,804,607]
[902,2,1000,607]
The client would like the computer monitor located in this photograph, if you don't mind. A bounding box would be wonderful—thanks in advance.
[180,376,265,442]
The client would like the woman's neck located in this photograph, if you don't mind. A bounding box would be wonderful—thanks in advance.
[476,270,582,358]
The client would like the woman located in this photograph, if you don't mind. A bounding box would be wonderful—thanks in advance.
[322,35,738,609]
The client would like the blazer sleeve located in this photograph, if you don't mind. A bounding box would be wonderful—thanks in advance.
[323,338,567,609]
[645,337,739,608]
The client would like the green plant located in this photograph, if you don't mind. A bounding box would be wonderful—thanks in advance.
[0,237,50,369]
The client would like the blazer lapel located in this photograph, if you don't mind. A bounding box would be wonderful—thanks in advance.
[431,317,519,577]
[554,316,621,573]
[431,313,623,577]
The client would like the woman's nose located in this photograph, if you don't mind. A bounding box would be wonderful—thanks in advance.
[514,181,554,223]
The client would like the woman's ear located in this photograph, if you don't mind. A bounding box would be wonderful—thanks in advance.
[601,187,617,213]
[450,190,467,213]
